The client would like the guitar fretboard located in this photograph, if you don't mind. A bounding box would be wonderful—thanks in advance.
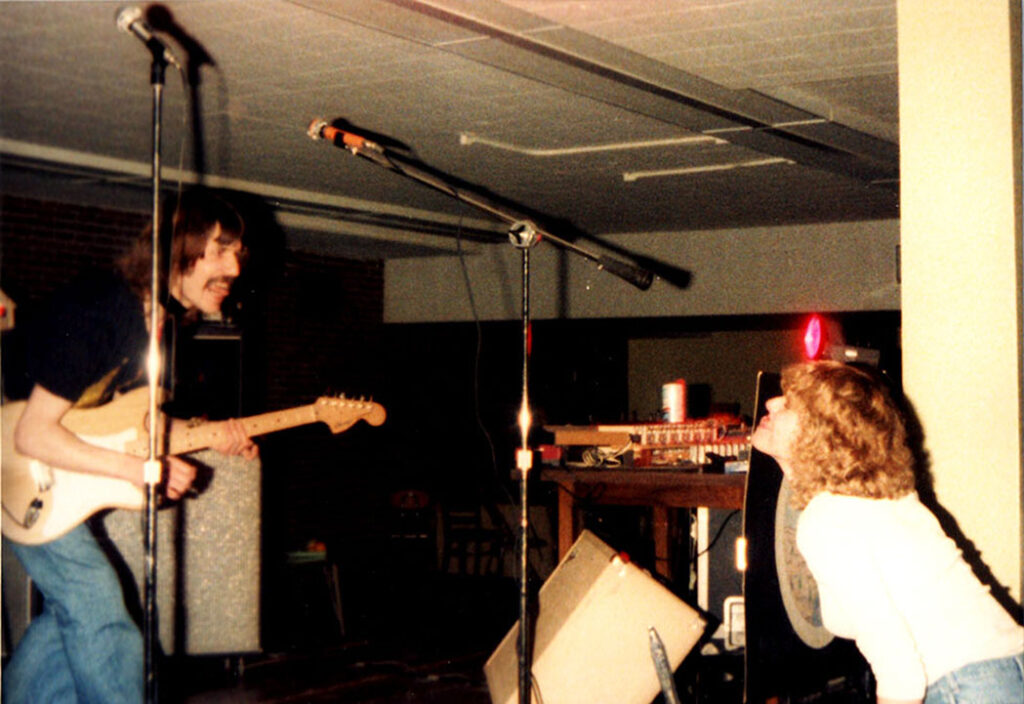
[168,405,318,455]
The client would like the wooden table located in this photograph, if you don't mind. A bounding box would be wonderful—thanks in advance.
[540,467,746,581]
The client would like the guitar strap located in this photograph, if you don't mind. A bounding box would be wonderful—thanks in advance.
[72,363,135,409]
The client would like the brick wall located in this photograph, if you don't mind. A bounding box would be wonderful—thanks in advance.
[0,195,146,306]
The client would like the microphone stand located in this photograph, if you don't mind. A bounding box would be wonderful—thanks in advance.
[142,47,172,704]
[509,221,538,704]
[308,120,653,703]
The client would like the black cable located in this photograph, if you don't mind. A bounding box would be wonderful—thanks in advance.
[694,508,741,559]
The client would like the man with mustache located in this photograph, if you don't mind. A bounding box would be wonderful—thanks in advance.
[3,188,258,703]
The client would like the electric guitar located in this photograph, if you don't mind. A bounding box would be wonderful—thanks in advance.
[1,387,386,545]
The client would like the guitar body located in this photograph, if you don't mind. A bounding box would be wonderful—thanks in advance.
[2,388,151,545]
[1,388,385,545]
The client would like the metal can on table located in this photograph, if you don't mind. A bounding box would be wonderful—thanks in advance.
[661,379,686,423]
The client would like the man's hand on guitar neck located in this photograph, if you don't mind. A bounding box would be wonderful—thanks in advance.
[170,416,259,461]
[164,419,256,501]
[215,417,260,460]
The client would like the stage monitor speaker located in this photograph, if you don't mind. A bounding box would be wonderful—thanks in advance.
[484,529,705,704]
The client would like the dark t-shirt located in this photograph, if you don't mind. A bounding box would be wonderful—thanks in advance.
[28,271,148,407]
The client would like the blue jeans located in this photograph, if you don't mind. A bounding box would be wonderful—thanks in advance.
[2,524,143,704]
[925,653,1024,704]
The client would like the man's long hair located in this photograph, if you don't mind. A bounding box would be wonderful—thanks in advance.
[782,360,916,508]
[118,188,245,303]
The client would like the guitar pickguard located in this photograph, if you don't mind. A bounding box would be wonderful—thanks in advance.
[79,426,140,453]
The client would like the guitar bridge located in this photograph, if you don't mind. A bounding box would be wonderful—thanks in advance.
[23,498,43,528]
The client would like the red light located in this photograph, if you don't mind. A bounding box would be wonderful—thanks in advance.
[803,315,825,359]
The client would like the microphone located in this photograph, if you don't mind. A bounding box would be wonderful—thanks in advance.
[116,6,181,69]
[596,254,654,290]
[308,118,382,153]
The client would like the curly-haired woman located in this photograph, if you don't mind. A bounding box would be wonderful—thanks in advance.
[752,360,1023,704]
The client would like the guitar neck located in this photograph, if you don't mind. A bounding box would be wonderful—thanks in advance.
[168,405,318,455]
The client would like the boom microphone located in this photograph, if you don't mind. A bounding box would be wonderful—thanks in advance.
[116,6,181,69]
[307,118,382,153]
[306,118,654,291]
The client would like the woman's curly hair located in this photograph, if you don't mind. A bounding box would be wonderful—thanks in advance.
[781,360,916,508]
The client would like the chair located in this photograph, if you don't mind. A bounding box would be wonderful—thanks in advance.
[438,502,508,577]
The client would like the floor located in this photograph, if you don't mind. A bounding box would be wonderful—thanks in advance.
[170,643,494,703]
[168,641,746,704]
[4,515,863,703]
[3,527,869,704]
[149,542,750,704]
[167,571,516,704]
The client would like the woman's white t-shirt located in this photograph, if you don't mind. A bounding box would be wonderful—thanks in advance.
[797,491,1023,701]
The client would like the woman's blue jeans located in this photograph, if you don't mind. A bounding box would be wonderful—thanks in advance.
[925,653,1024,704]
[2,524,143,704]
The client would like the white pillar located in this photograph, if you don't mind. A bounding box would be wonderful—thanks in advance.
[898,0,1022,599]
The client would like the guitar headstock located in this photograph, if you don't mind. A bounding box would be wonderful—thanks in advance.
[313,396,387,434]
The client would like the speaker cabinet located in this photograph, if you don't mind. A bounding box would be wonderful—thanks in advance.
[100,449,261,655]
[3,450,262,658]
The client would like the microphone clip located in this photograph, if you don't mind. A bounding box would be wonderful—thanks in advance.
[116,5,181,70]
